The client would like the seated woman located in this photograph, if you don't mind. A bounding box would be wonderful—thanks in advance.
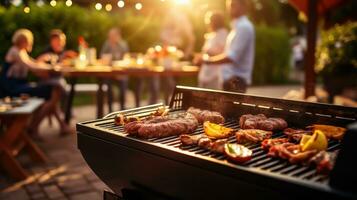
[0,29,71,138]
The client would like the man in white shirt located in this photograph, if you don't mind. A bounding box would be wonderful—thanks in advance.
[202,0,255,93]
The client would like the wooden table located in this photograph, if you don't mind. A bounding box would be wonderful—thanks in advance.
[58,65,199,123]
[0,98,48,180]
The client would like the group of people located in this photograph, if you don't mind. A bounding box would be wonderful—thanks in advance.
[0,0,254,139]
[0,29,75,139]
[197,0,255,93]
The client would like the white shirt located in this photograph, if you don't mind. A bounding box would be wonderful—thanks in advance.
[223,16,255,85]
[199,28,228,89]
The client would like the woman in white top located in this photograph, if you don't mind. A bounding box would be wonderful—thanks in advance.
[198,11,228,90]
[0,29,71,138]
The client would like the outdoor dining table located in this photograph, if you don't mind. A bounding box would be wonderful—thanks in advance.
[0,98,48,180]
[58,65,199,123]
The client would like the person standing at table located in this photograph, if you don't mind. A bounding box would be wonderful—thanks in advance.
[100,28,129,111]
[197,11,228,90]
[201,0,255,93]
[0,29,71,138]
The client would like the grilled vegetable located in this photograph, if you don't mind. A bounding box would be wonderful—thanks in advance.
[203,121,234,139]
[152,106,170,117]
[300,130,328,152]
[114,114,140,125]
[224,143,252,164]
[307,124,346,140]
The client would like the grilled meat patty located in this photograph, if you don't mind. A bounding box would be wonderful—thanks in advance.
[187,107,225,124]
[239,114,287,131]
[124,113,198,138]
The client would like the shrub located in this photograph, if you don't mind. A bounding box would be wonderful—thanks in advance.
[316,22,357,75]
[253,25,291,85]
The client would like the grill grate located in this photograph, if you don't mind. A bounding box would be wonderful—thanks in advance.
[94,109,338,185]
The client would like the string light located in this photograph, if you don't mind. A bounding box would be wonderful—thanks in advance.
[105,4,112,11]
[11,0,22,7]
[135,2,142,10]
[65,0,72,7]
[50,0,56,7]
[95,3,102,10]
[24,6,30,13]
[36,0,44,7]
[117,0,124,8]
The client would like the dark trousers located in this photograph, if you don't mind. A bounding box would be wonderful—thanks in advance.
[135,77,160,107]
[223,76,248,93]
[106,79,127,111]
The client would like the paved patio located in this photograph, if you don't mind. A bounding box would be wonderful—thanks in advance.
[0,85,301,200]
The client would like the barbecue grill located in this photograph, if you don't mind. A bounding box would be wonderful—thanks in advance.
[77,86,357,200]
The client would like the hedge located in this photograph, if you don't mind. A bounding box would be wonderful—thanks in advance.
[0,3,291,85]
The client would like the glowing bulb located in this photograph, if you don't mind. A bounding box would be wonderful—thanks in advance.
[24,6,30,13]
[135,3,142,10]
[137,58,144,65]
[50,0,56,7]
[155,45,162,52]
[117,0,124,8]
[95,3,102,10]
[105,4,112,11]
[65,0,72,7]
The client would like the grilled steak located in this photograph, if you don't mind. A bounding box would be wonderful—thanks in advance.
[261,138,290,151]
[236,129,272,144]
[239,114,287,131]
[124,113,198,138]
[309,151,337,174]
[284,128,312,142]
[187,107,225,124]
[180,134,227,154]
[268,143,318,164]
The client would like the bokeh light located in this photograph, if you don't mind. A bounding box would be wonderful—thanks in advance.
[117,0,125,8]
[50,0,56,7]
[65,0,72,7]
[105,4,112,11]
[23,6,30,13]
[135,3,142,10]
[95,3,102,10]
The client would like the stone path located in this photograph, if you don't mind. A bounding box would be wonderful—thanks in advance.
[0,85,301,200]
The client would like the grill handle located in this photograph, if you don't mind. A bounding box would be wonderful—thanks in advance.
[103,103,164,119]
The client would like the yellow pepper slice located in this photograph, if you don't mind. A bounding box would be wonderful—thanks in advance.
[204,121,233,139]
[300,130,328,152]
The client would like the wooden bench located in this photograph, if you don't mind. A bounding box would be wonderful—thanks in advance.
[0,98,48,180]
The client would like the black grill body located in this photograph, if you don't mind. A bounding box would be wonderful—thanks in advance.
[77,86,357,200]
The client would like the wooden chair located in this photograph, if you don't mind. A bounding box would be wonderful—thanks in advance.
[0,98,48,180]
